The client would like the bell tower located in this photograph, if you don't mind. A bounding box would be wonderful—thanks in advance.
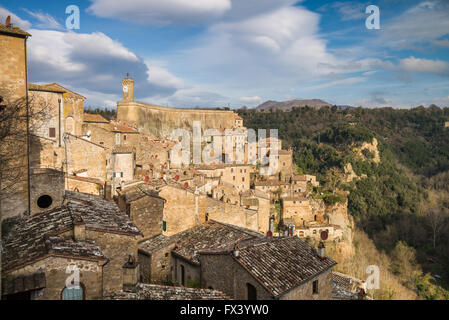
[121,74,134,103]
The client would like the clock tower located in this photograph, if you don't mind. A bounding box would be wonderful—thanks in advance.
[121,76,134,102]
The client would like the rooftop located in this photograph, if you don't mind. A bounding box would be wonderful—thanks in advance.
[119,183,166,203]
[83,113,109,123]
[110,121,138,133]
[139,220,262,265]
[331,271,363,300]
[66,191,142,236]
[201,236,337,298]
[254,180,288,186]
[0,22,30,38]
[29,83,65,94]
[105,283,230,300]
[1,204,109,272]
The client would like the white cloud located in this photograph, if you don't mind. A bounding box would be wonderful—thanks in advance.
[239,96,262,104]
[321,1,366,21]
[305,77,367,91]
[87,0,232,25]
[26,29,184,107]
[432,95,449,107]
[399,57,449,74]
[433,39,449,48]
[144,87,228,108]
[22,9,63,30]
[380,1,449,49]
[0,6,31,30]
[178,5,341,90]
[145,61,184,90]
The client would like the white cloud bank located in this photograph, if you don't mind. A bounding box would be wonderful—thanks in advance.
[399,57,449,75]
[87,0,232,25]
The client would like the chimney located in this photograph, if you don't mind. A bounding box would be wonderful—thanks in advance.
[317,241,325,259]
[233,243,240,258]
[73,216,86,242]
[269,215,274,233]
[122,254,139,292]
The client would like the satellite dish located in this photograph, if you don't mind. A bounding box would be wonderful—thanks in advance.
[87,130,91,137]
[320,230,328,241]
[5,16,11,27]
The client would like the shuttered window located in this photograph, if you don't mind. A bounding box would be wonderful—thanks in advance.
[49,127,56,138]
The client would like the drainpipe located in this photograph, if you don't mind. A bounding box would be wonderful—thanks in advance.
[25,34,31,216]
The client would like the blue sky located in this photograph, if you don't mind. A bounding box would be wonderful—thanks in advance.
[1,0,448,109]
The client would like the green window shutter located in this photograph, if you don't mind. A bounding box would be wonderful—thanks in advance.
[163,221,167,231]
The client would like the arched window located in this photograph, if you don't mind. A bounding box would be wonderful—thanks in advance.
[65,116,75,135]
[246,283,257,300]
[61,284,84,300]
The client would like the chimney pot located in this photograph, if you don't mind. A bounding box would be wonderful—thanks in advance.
[73,216,86,242]
[317,241,326,259]
[122,254,139,292]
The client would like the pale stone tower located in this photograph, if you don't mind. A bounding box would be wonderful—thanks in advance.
[121,76,134,102]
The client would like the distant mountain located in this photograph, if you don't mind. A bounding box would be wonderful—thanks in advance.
[255,99,332,111]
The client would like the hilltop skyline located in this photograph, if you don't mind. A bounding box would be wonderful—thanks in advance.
[1,0,448,109]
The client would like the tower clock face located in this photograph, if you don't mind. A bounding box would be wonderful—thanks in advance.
[123,85,128,93]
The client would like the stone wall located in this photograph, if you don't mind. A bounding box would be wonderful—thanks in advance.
[173,256,200,287]
[128,196,164,238]
[85,230,139,295]
[30,168,65,215]
[63,95,84,136]
[158,185,206,236]
[0,32,29,219]
[200,253,273,300]
[279,270,333,300]
[67,177,103,195]
[66,135,106,181]
[200,253,333,300]
[3,257,103,300]
[117,102,237,137]
[206,198,258,232]
[0,33,27,101]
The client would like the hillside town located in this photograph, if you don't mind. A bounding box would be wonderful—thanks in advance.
[0,20,367,301]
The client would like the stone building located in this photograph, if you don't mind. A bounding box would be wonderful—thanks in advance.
[158,184,207,236]
[29,168,65,216]
[1,190,142,299]
[28,83,66,148]
[254,179,290,201]
[199,237,337,300]
[196,164,251,192]
[108,146,136,194]
[65,134,107,181]
[206,198,259,232]
[116,77,240,137]
[240,189,272,234]
[281,196,312,227]
[137,221,262,285]
[0,21,31,218]
[116,184,166,238]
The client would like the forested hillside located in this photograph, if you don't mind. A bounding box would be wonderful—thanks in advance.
[238,105,449,299]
